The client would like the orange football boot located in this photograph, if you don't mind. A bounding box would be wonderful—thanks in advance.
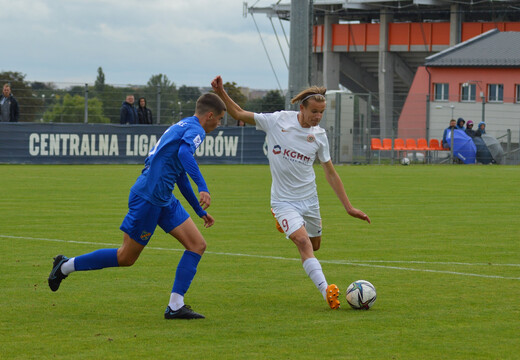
[326,284,340,309]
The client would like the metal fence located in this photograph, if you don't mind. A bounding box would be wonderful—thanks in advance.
[2,82,519,164]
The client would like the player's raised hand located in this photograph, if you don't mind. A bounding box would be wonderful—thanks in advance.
[211,76,223,92]
[199,191,211,210]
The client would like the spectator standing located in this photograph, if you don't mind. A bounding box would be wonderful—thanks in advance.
[475,122,486,137]
[120,95,138,124]
[0,83,20,122]
[456,117,465,130]
[465,120,476,138]
[442,119,457,149]
[137,97,153,124]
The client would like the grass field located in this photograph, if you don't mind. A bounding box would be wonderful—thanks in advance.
[1,164,519,360]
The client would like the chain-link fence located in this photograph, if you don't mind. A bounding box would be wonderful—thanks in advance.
[2,81,519,164]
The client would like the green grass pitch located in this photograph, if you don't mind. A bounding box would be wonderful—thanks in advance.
[0,164,519,359]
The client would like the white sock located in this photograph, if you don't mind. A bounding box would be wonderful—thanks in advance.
[169,292,184,311]
[302,258,328,300]
[61,258,75,276]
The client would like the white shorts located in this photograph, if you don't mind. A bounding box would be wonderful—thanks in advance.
[271,195,322,238]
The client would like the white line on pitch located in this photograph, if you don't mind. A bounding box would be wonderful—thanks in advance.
[2,234,519,280]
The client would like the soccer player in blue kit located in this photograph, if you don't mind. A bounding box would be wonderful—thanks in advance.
[48,93,226,319]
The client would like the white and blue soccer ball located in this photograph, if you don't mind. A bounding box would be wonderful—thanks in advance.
[346,280,377,310]
[401,157,411,165]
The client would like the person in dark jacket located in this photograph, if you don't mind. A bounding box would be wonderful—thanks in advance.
[475,122,486,137]
[137,97,153,124]
[456,117,465,130]
[0,83,20,122]
[442,119,457,149]
[465,120,476,138]
[120,95,138,124]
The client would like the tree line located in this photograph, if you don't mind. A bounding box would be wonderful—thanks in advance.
[0,68,285,125]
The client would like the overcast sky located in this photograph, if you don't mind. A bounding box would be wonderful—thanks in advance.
[1,0,289,90]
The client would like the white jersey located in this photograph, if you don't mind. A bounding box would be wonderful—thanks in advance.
[254,111,331,202]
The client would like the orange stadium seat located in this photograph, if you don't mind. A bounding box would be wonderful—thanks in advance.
[405,138,418,150]
[393,138,406,151]
[416,138,430,151]
[429,139,443,151]
[371,138,383,151]
[382,138,393,151]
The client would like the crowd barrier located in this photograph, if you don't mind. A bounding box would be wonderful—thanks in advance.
[0,123,268,165]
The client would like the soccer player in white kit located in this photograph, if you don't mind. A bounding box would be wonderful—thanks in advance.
[211,76,371,309]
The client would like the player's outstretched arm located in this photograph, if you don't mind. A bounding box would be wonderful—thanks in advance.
[211,75,256,125]
[321,160,371,224]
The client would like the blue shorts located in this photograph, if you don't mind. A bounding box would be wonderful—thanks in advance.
[120,192,190,246]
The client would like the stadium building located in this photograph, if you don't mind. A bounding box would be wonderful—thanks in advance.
[247,0,520,162]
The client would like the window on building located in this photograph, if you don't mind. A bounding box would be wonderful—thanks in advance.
[516,85,520,103]
[488,84,503,102]
[434,83,449,101]
[461,83,476,102]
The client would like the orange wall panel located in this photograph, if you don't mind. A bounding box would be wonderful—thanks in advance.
[314,25,324,49]
[366,23,380,45]
[505,22,520,31]
[349,24,367,48]
[431,22,450,45]
[389,23,410,46]
[482,23,504,32]
[323,21,519,50]
[332,24,348,47]
[462,23,484,41]
[410,23,431,45]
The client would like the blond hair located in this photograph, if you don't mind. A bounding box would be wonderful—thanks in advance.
[290,86,327,105]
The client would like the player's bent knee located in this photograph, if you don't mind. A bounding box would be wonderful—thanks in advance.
[291,234,311,250]
[117,254,138,267]
[191,240,207,255]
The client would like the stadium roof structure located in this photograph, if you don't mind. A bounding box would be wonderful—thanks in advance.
[425,29,520,67]
[248,1,520,22]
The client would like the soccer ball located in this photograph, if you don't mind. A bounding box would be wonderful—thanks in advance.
[401,157,411,165]
[346,280,377,310]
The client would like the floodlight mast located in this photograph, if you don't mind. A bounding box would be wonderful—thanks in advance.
[245,1,311,109]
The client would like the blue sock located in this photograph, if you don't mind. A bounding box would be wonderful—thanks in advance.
[74,248,119,271]
[172,251,202,296]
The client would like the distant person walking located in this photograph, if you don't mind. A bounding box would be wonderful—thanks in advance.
[120,95,138,124]
[0,83,20,122]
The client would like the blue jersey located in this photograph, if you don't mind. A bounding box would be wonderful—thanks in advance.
[130,116,205,206]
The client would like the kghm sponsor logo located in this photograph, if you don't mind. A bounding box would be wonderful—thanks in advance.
[272,144,311,164]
